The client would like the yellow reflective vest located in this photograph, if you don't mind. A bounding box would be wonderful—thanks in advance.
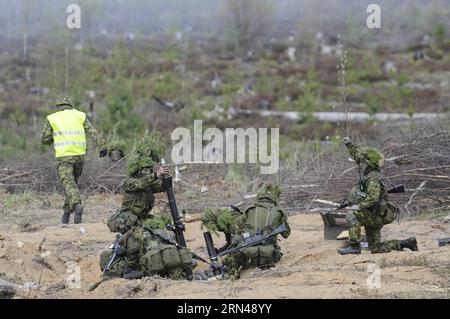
[47,109,87,158]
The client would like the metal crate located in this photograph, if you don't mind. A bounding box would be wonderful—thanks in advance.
[320,211,349,240]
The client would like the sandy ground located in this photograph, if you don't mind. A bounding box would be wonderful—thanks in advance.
[1,201,450,299]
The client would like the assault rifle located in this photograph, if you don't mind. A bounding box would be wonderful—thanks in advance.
[103,234,122,275]
[385,179,405,194]
[203,223,288,274]
[337,176,404,210]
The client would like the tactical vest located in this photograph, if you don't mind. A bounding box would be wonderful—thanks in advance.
[366,170,399,224]
[243,201,283,237]
[47,109,86,157]
[120,187,155,218]
[229,201,284,268]
[366,170,388,208]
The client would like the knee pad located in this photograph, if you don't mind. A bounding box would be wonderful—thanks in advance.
[346,212,359,226]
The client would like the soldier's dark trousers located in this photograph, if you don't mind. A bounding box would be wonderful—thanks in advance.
[348,211,401,253]
[57,155,84,212]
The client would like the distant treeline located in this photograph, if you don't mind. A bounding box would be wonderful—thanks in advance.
[0,0,448,46]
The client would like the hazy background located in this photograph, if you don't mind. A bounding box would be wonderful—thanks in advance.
[0,0,449,177]
[0,0,449,50]
[0,0,449,229]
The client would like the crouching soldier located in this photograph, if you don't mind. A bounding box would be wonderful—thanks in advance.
[99,132,194,280]
[338,137,418,255]
[202,184,291,279]
[100,215,194,280]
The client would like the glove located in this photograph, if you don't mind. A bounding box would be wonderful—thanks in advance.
[99,148,108,157]
[347,205,360,211]
[157,165,170,178]
[343,137,351,146]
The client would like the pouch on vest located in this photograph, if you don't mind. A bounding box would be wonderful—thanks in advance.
[240,246,259,267]
[347,185,368,205]
[141,244,182,275]
[141,250,165,274]
[124,231,142,255]
[242,245,276,267]
[242,246,259,259]
[107,211,138,234]
[177,247,193,268]
[382,202,399,225]
[161,245,182,269]
[258,245,276,266]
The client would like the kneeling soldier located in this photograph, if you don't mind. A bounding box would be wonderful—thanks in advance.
[100,132,194,279]
[202,184,291,279]
[338,137,418,255]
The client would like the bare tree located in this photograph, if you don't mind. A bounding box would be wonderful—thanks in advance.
[21,0,31,61]
[221,0,275,54]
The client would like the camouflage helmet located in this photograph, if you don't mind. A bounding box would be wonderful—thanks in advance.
[55,93,74,107]
[127,131,165,177]
[256,183,282,204]
[142,214,171,230]
[201,208,238,235]
[359,147,384,169]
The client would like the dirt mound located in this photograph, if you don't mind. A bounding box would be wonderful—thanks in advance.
[1,213,450,299]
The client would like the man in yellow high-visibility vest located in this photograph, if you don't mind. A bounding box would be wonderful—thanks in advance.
[41,94,108,224]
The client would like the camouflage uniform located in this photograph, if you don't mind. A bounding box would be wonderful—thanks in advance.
[105,167,164,273]
[100,132,193,280]
[100,224,191,280]
[201,207,243,253]
[203,184,291,279]
[120,169,164,218]
[339,139,417,255]
[40,95,107,222]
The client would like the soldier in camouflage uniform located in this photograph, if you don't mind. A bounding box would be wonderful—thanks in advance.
[201,207,243,254]
[100,132,194,280]
[202,184,291,279]
[338,137,418,255]
[40,94,108,224]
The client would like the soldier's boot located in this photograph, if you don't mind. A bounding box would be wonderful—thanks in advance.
[123,270,144,280]
[73,203,83,224]
[194,271,209,281]
[61,211,71,224]
[400,237,418,251]
[338,245,361,255]
[184,268,194,281]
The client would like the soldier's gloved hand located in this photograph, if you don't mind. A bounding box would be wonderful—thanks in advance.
[347,204,360,211]
[157,165,170,178]
[343,137,351,146]
[99,148,108,157]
